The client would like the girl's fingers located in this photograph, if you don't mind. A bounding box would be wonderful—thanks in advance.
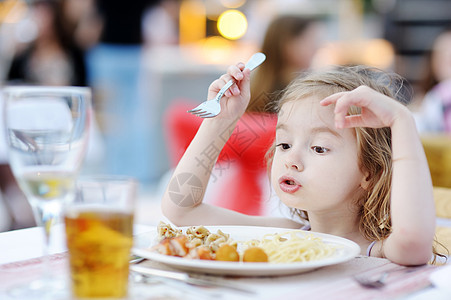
[219,74,232,83]
[322,87,372,109]
[324,93,351,128]
[322,86,399,129]
[321,88,372,128]
[321,92,351,127]
[238,68,251,91]
[211,62,250,99]
[225,63,249,97]
[342,114,365,128]
[209,79,222,93]
[227,63,245,81]
[226,84,240,97]
[320,92,347,106]
[215,74,234,97]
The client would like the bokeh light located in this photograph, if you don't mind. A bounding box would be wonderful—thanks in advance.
[200,36,233,63]
[362,39,394,69]
[179,0,206,44]
[217,10,247,40]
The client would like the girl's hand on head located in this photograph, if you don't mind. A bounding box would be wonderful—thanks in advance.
[320,85,409,129]
[207,62,251,119]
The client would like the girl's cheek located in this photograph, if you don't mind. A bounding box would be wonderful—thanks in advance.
[270,165,279,186]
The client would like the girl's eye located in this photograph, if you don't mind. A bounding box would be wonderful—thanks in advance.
[276,143,291,150]
[312,146,328,154]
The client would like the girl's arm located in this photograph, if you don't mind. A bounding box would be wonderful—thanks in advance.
[321,86,435,265]
[161,63,300,229]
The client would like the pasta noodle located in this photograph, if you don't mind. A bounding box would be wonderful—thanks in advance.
[242,230,335,263]
[155,222,335,263]
[156,222,236,254]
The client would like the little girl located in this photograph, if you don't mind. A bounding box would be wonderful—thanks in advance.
[161,63,437,265]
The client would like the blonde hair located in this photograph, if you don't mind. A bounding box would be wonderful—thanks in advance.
[267,65,410,242]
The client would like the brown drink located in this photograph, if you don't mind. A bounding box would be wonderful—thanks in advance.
[65,208,133,298]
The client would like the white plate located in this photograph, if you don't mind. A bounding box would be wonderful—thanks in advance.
[132,226,361,276]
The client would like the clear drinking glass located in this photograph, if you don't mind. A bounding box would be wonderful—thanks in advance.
[2,86,91,298]
[65,176,137,299]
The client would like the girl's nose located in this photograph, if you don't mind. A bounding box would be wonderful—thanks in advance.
[284,154,303,171]
[288,163,302,171]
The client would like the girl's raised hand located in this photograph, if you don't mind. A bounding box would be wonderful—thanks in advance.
[320,85,410,129]
[207,62,251,120]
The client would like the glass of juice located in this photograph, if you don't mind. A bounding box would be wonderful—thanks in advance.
[64,176,137,299]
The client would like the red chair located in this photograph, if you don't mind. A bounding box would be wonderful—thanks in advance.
[164,100,277,215]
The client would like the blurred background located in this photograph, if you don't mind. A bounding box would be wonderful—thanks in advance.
[1,0,451,231]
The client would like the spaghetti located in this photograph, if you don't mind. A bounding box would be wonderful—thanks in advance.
[243,230,336,263]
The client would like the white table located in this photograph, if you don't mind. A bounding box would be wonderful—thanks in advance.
[0,224,153,265]
[0,223,449,300]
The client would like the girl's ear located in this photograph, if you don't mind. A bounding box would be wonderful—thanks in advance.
[360,171,371,191]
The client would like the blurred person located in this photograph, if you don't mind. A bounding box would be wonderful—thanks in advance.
[7,0,86,86]
[249,15,323,113]
[143,0,180,47]
[59,0,103,50]
[3,0,85,231]
[6,0,104,165]
[415,28,451,133]
[2,0,104,230]
[86,0,162,185]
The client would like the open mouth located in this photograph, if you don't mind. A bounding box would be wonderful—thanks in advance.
[279,176,301,193]
[284,179,296,185]
[279,176,299,186]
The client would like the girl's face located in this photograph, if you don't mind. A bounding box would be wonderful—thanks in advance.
[271,96,367,214]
